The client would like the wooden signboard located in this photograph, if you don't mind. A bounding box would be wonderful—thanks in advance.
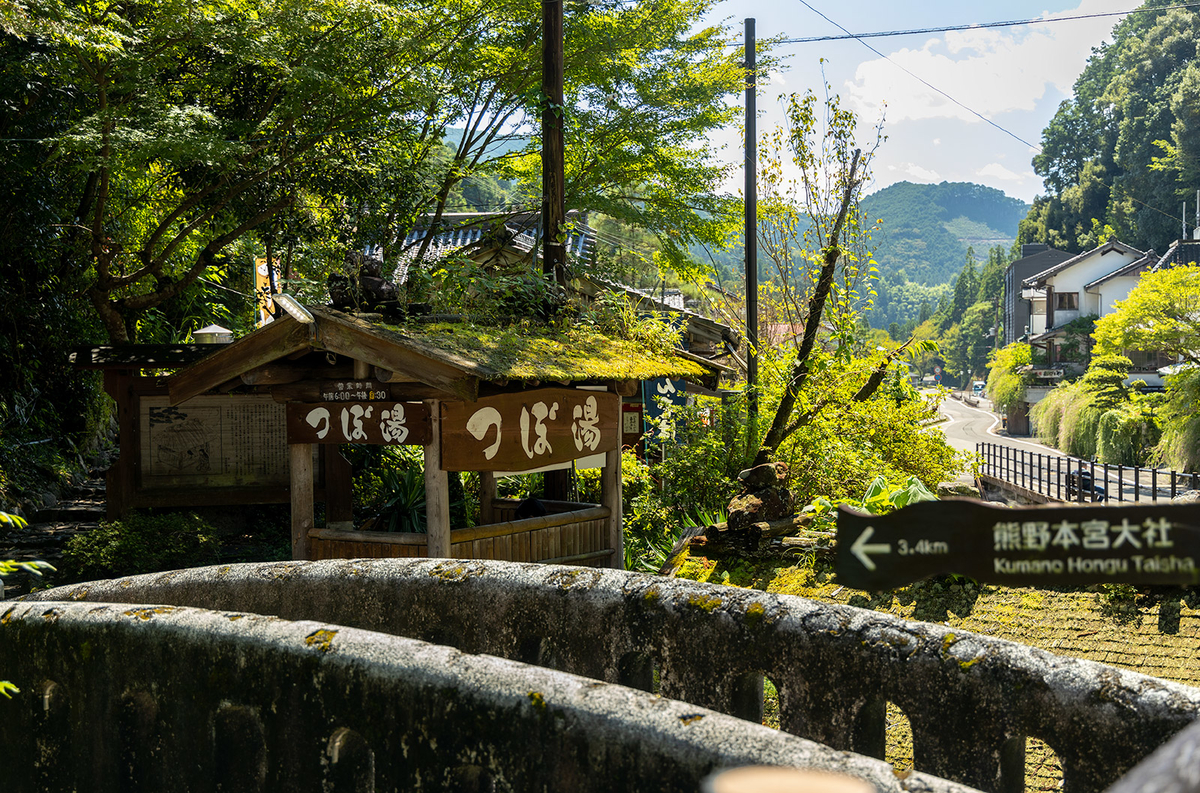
[286,401,431,445]
[319,379,390,402]
[441,388,619,472]
[836,499,1200,591]
[140,395,289,489]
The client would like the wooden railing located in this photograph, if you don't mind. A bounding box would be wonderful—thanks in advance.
[308,500,614,566]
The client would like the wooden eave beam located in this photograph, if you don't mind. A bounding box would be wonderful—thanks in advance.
[167,317,314,406]
[313,314,481,402]
[241,363,355,386]
[674,348,733,374]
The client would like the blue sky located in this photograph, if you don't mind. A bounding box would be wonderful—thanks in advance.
[704,0,1134,204]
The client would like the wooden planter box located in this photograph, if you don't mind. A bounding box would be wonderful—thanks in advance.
[308,500,615,567]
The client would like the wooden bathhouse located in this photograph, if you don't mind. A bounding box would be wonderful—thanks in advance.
[75,304,724,569]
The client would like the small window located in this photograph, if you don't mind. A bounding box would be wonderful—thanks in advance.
[1054,292,1078,311]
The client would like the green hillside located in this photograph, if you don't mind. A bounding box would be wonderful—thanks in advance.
[863,181,1028,286]
[862,181,1028,329]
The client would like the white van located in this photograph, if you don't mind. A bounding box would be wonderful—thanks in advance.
[972,380,985,396]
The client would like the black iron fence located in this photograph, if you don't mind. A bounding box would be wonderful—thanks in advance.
[976,441,1200,504]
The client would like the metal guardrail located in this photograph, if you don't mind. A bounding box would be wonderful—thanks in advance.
[977,442,1200,503]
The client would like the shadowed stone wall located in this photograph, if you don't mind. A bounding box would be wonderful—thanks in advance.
[1,599,973,793]
[21,559,1200,793]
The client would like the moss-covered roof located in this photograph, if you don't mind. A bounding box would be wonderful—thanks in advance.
[369,320,712,382]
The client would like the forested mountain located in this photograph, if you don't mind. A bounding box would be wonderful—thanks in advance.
[862,181,1027,286]
[861,181,1028,329]
[1021,1,1200,254]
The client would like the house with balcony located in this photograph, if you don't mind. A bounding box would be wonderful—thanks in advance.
[1020,237,1166,384]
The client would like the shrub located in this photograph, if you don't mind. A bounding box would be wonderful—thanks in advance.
[1096,406,1160,466]
[986,343,1031,414]
[1031,356,1154,463]
[1059,395,1101,459]
[1031,386,1065,447]
[63,511,220,581]
[1154,367,1200,471]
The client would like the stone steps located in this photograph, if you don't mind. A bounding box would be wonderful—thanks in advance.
[3,481,107,598]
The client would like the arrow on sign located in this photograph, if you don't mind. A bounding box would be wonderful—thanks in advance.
[850,526,891,571]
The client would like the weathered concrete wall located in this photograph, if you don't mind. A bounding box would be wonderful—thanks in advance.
[0,599,973,793]
[25,559,1200,793]
[1105,715,1200,793]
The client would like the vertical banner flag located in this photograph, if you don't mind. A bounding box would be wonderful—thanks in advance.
[255,258,276,327]
[641,378,687,444]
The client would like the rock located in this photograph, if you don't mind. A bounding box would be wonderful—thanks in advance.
[1172,490,1200,505]
[41,491,58,508]
[727,488,794,530]
[737,462,788,491]
[936,481,980,499]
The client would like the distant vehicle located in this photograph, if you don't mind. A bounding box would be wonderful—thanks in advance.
[971,381,985,396]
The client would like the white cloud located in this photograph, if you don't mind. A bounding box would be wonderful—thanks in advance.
[933,138,941,145]
[978,163,1031,182]
[895,163,941,181]
[841,0,1129,123]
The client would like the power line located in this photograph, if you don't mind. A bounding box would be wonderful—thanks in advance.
[773,3,1200,44]
[791,0,1043,152]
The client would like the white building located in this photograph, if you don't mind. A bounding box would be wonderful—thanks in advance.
[1020,238,1169,387]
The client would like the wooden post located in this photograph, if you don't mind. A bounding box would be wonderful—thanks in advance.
[424,400,451,558]
[352,358,370,380]
[541,0,566,286]
[290,443,314,560]
[104,370,137,519]
[602,447,623,569]
[325,447,354,530]
[479,470,497,526]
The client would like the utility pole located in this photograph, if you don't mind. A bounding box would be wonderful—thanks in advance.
[744,18,759,452]
[542,0,570,501]
[542,0,566,287]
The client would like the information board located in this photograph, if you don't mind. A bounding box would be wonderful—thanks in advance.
[836,499,1200,590]
[140,395,289,489]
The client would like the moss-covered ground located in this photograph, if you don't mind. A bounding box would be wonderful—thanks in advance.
[676,550,1200,792]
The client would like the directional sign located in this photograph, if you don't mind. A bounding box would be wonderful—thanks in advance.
[836,499,1200,590]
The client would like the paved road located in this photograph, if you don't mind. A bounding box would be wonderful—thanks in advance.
[935,392,1195,502]
[935,393,1058,457]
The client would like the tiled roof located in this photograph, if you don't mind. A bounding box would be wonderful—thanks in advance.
[390,211,595,282]
[1153,239,1200,271]
[1083,250,1157,290]
[1023,238,1144,287]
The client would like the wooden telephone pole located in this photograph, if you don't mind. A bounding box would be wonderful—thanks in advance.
[744,18,759,449]
[542,0,566,286]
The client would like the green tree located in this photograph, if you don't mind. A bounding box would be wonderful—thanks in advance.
[501,0,754,278]
[10,0,489,341]
[1092,264,1200,365]
[749,90,943,467]
[1024,4,1200,254]
[986,342,1032,414]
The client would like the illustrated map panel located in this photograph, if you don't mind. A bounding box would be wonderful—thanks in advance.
[140,395,289,489]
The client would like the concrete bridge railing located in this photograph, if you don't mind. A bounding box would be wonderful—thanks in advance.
[17,559,1200,793]
[1,599,968,793]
